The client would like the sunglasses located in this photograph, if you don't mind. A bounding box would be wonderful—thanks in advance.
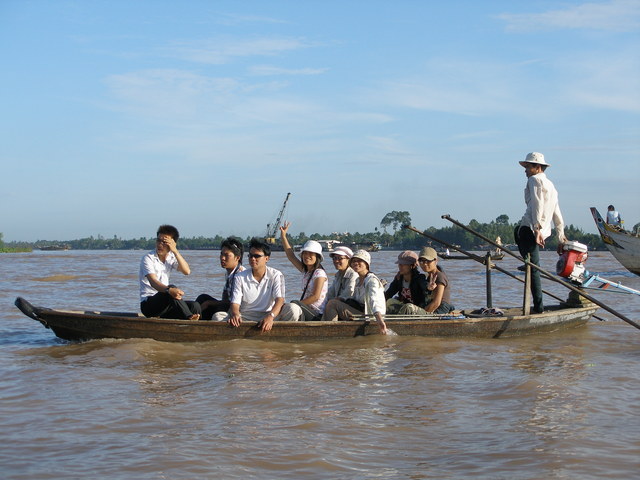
[248,253,264,259]
[418,258,435,263]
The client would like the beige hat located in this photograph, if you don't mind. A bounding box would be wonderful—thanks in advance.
[330,246,353,258]
[519,152,550,167]
[396,250,418,265]
[350,249,371,268]
[418,246,437,261]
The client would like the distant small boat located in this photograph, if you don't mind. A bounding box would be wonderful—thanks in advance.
[591,207,640,276]
[37,244,71,251]
[439,250,504,260]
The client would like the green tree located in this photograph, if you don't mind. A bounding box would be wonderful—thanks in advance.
[380,211,412,234]
[495,214,509,225]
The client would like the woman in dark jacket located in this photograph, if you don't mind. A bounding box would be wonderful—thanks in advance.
[385,250,428,315]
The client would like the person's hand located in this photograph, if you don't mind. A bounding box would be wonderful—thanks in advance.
[279,221,291,236]
[258,314,274,332]
[378,319,388,335]
[161,235,177,253]
[228,312,242,327]
[168,286,184,300]
[535,230,545,248]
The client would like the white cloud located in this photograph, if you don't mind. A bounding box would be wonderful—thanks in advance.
[165,36,317,64]
[558,48,640,113]
[367,59,531,117]
[248,65,329,76]
[498,0,640,32]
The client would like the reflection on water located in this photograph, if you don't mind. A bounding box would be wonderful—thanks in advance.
[1,250,639,479]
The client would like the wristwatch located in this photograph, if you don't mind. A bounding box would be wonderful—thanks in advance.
[269,312,275,318]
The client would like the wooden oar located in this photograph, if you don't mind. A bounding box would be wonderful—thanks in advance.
[438,215,640,331]
[403,225,569,305]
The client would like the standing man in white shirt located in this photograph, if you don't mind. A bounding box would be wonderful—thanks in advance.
[139,225,201,320]
[213,238,286,332]
[515,152,567,314]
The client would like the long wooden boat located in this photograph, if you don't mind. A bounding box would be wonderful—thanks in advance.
[15,297,598,342]
[439,251,505,260]
[591,207,640,276]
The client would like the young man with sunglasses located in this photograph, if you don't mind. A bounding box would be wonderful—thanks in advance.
[213,238,286,332]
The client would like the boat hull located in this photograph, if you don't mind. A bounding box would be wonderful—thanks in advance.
[591,207,640,276]
[15,297,597,342]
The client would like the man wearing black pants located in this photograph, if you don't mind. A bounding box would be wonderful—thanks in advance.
[139,225,201,320]
[515,152,567,313]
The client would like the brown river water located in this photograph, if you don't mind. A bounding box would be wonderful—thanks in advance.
[1,249,639,479]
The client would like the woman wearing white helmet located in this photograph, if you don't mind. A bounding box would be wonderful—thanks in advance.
[326,245,358,301]
[279,221,328,321]
[322,250,388,335]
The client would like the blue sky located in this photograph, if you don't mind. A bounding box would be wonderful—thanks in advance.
[2,0,639,242]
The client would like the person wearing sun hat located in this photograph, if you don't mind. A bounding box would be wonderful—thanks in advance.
[417,246,455,314]
[516,151,567,314]
[279,222,328,321]
[322,249,388,334]
[384,250,428,315]
[326,245,358,301]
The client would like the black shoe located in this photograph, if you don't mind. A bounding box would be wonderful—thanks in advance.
[517,265,526,272]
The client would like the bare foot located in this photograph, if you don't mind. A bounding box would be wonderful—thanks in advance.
[189,314,201,321]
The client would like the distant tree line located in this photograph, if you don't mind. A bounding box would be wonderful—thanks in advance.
[1,212,605,252]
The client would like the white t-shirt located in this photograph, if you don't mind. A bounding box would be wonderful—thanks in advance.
[139,250,177,301]
[301,268,328,314]
[606,210,621,226]
[230,266,286,314]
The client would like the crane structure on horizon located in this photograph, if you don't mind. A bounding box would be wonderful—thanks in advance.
[264,192,291,246]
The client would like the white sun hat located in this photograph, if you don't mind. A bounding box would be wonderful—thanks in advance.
[301,240,324,262]
[350,249,371,268]
[519,152,550,167]
[330,246,353,258]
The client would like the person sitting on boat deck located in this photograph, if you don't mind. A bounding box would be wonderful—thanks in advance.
[212,238,286,332]
[326,246,357,301]
[384,250,428,315]
[606,204,623,229]
[279,222,328,321]
[139,225,201,320]
[195,237,245,320]
[417,247,455,314]
[515,152,567,314]
[322,250,388,334]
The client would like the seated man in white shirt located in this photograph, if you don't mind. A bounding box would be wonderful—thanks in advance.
[139,224,201,320]
[213,238,287,332]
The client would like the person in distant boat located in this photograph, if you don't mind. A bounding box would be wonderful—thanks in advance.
[417,247,455,314]
[195,237,245,320]
[385,250,428,315]
[606,205,623,228]
[326,246,358,301]
[322,250,388,334]
[212,238,285,332]
[515,152,567,314]
[279,222,328,321]
[139,225,201,320]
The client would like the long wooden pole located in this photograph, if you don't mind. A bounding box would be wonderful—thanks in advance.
[404,224,567,304]
[439,214,640,330]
